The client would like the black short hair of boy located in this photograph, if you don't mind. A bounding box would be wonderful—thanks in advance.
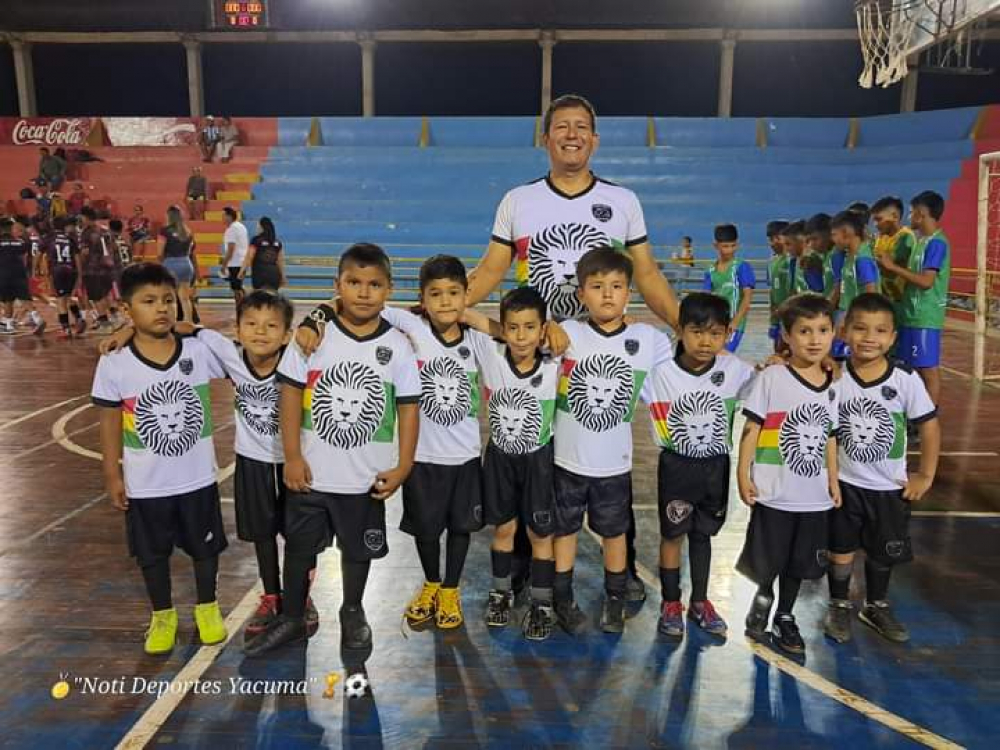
[419,254,467,290]
[238,289,294,329]
[680,291,731,328]
[714,223,738,243]
[871,195,904,216]
[766,220,789,238]
[223,206,238,221]
[805,213,831,235]
[575,246,633,287]
[847,201,871,223]
[831,210,867,238]
[500,286,547,323]
[109,219,123,233]
[0,217,13,232]
[780,220,806,237]
[846,291,896,326]
[911,190,945,220]
[120,262,177,302]
[682,235,692,243]
[80,206,97,221]
[543,94,597,136]
[52,216,69,231]
[779,293,834,332]
[338,242,392,280]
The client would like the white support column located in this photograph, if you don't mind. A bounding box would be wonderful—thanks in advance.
[540,32,556,115]
[10,39,38,117]
[900,55,919,113]
[717,37,737,118]
[360,36,376,117]
[184,39,205,118]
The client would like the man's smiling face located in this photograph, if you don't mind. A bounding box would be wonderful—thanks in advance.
[543,105,599,173]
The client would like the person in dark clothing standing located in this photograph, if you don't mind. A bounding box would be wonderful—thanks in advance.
[241,217,285,292]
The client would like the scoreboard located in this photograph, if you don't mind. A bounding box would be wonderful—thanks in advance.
[216,1,269,29]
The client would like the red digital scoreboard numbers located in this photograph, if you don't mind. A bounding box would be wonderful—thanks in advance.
[217,1,268,29]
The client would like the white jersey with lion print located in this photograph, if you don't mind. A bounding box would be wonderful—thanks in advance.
[836,362,936,491]
[381,306,491,465]
[554,319,673,477]
[196,328,284,464]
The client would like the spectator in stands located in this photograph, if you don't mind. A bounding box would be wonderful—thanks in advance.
[68,183,90,216]
[217,117,240,163]
[241,216,284,291]
[675,236,695,266]
[158,205,197,322]
[127,204,151,254]
[37,147,67,191]
[220,206,249,308]
[198,116,222,163]
[185,167,210,221]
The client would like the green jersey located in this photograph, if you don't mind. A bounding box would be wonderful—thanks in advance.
[703,259,756,331]
[900,229,950,330]
[768,254,791,324]
[838,241,881,313]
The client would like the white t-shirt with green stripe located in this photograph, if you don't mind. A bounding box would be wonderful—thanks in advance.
[641,354,756,458]
[836,362,936,491]
[555,319,673,477]
[91,335,224,499]
[742,365,839,512]
[277,316,421,494]
[479,340,560,455]
[381,306,491,466]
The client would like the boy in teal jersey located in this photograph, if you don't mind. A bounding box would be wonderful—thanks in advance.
[831,211,880,360]
[702,223,755,352]
[766,220,791,351]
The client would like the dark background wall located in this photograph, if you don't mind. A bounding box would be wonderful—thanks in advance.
[0,46,16,116]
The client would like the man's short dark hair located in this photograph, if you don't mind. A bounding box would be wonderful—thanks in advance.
[779,293,834,332]
[543,94,597,136]
[847,201,871,223]
[500,286,547,323]
[238,289,294,329]
[80,206,97,221]
[40,147,49,154]
[805,213,831,235]
[680,291,731,328]
[766,220,789,238]
[831,210,867,238]
[780,220,806,237]
[846,291,896,326]
[223,207,238,221]
[0,217,14,233]
[871,196,904,216]
[121,262,177,302]
[714,223,738,243]
[52,216,69,231]
[911,190,945,220]
[682,235,693,244]
[338,242,392,280]
[109,219,123,233]
[419,254,467,290]
[576,246,632,286]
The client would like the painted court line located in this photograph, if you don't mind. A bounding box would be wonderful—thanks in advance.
[0,394,88,434]
[0,491,107,559]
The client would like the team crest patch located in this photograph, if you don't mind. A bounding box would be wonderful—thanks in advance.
[591,204,613,222]
[363,529,385,552]
[179,358,193,375]
[472,505,483,523]
[532,510,553,529]
[458,345,471,360]
[710,371,725,387]
[886,540,906,558]
[530,374,543,388]
[624,339,639,356]
[881,385,898,401]
[665,499,694,525]
[816,549,830,567]
[376,346,392,365]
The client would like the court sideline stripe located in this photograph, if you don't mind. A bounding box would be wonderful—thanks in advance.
[0,394,88,434]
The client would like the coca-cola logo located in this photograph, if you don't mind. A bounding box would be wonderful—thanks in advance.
[12,119,90,146]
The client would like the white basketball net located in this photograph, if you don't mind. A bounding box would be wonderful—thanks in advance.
[856,1,923,88]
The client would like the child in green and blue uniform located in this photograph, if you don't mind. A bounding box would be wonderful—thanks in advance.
[702,223,755,353]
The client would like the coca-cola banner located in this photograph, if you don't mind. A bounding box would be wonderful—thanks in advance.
[102,117,198,146]
[0,117,97,146]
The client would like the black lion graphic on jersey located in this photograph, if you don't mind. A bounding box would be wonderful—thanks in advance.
[488,388,543,454]
[567,354,633,433]
[135,380,204,458]
[419,357,470,427]
[839,397,894,464]
[235,382,279,437]
[667,390,728,458]
[779,402,832,478]
[311,362,385,449]
[529,223,609,319]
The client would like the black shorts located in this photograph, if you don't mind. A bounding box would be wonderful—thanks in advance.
[400,458,484,537]
[284,489,388,561]
[234,455,285,542]
[657,450,730,539]
[0,271,30,303]
[251,268,281,291]
[125,483,228,567]
[553,465,631,539]
[830,481,913,566]
[483,441,556,537]
[736,503,829,584]
[83,273,113,301]
[227,266,244,292]
[52,266,77,297]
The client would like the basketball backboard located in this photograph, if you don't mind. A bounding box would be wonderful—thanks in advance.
[904,0,1000,57]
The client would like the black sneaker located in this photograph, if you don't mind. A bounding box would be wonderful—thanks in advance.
[859,601,909,643]
[772,613,805,655]
[522,601,555,641]
[243,615,307,658]
[340,605,372,650]
[625,571,647,603]
[600,594,626,634]
[744,592,773,641]
[554,599,588,636]
[823,599,854,644]
[485,589,514,627]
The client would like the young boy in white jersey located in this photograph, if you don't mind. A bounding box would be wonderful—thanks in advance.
[91,262,228,655]
[824,293,940,644]
[552,247,674,634]
[702,224,755,353]
[644,293,756,639]
[738,293,841,656]
[245,244,421,658]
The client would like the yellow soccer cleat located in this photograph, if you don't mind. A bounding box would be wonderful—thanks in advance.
[404,581,440,625]
[144,608,178,655]
[436,587,464,630]
[193,601,227,645]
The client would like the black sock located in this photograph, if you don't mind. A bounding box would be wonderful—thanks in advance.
[660,566,681,602]
[415,537,441,583]
[626,500,638,576]
[282,553,315,619]
[757,580,775,602]
[865,559,892,602]
[193,556,218,604]
[491,548,513,591]
[776,576,802,615]
[254,540,281,596]
[554,568,574,604]
[342,558,371,608]
[530,558,555,603]
[688,532,712,603]
[141,557,172,610]
[605,568,627,598]
[69,303,81,320]
[58,312,69,330]
[443,531,470,588]
[828,562,852,601]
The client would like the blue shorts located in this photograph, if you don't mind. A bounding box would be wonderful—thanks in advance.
[832,339,849,360]
[725,328,745,353]
[768,323,780,342]
[897,327,941,368]
[163,256,194,284]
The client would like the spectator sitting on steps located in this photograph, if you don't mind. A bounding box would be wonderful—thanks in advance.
[185,167,210,221]
[217,117,240,163]
[37,147,67,191]
[198,116,222,163]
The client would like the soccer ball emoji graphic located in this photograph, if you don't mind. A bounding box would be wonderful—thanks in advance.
[344,672,369,698]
